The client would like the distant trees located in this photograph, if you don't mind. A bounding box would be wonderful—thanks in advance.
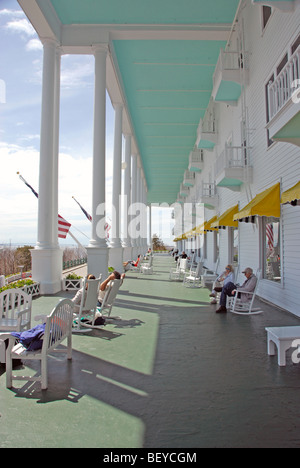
[0,245,87,276]
[152,233,167,251]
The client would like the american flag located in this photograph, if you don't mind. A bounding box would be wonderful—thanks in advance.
[266,223,274,252]
[18,173,71,239]
[72,196,92,221]
[72,196,111,239]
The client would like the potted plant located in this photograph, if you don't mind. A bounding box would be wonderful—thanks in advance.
[62,273,83,291]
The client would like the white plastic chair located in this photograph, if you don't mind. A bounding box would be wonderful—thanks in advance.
[72,276,102,332]
[99,278,123,319]
[2,298,74,390]
[229,269,263,315]
[0,289,32,333]
[183,262,204,288]
[140,255,154,274]
[169,258,188,281]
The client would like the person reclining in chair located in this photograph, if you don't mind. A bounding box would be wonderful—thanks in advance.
[97,270,124,307]
[71,274,96,310]
[123,255,141,271]
[216,267,257,314]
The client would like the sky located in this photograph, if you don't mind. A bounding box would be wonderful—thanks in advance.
[0,0,174,248]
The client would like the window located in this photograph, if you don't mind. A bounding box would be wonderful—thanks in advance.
[262,6,272,31]
[263,217,281,282]
[228,227,239,266]
[276,53,288,76]
[214,231,219,263]
[291,33,300,55]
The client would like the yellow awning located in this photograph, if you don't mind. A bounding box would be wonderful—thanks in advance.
[281,181,300,205]
[197,215,219,234]
[233,183,281,221]
[211,204,239,228]
[194,222,205,234]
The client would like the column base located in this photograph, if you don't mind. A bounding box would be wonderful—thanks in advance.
[109,247,124,273]
[31,247,63,295]
[86,246,108,280]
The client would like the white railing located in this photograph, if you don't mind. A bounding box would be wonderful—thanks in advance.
[268,46,300,121]
[198,99,217,135]
[213,49,249,87]
[183,170,195,186]
[201,182,216,198]
[214,145,252,178]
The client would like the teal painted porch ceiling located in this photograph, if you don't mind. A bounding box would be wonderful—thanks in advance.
[46,0,240,204]
[50,0,240,25]
[113,40,226,203]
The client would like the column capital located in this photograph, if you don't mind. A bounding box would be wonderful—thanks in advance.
[92,43,109,55]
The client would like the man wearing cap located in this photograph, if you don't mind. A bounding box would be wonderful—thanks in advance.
[216,267,257,313]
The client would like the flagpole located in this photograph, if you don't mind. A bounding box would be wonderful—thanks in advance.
[68,229,86,251]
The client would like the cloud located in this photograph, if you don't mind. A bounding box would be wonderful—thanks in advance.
[26,38,42,52]
[5,18,36,37]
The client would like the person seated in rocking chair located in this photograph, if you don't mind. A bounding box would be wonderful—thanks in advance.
[216,267,257,314]
[210,265,234,304]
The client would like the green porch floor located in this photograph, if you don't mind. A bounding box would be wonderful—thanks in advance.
[1,255,300,448]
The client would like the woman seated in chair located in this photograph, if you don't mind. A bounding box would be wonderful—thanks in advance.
[216,267,257,314]
[210,265,234,304]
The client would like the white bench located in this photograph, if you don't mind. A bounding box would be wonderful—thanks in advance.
[265,326,300,366]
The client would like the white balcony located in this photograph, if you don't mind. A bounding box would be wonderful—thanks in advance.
[183,170,195,188]
[215,145,253,191]
[197,182,218,210]
[267,45,300,147]
[179,183,189,198]
[212,49,249,106]
[196,99,218,150]
[188,149,204,172]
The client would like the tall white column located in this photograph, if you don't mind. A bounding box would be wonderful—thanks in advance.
[130,154,138,256]
[122,134,133,260]
[110,103,123,248]
[87,45,108,279]
[109,103,124,272]
[149,203,152,249]
[31,39,63,294]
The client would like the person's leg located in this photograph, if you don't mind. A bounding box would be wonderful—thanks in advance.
[216,282,236,312]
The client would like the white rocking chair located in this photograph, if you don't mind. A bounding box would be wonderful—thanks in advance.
[183,262,204,288]
[72,276,102,332]
[1,298,74,390]
[229,269,263,315]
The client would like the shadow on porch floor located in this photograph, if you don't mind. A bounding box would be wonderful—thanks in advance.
[1,256,300,448]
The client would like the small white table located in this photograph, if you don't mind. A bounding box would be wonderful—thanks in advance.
[265,326,300,366]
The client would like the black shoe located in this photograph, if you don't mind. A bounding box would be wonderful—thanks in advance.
[216,306,227,313]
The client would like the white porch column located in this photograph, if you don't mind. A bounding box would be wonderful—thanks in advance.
[87,45,108,279]
[130,154,138,257]
[109,103,124,272]
[149,203,152,249]
[31,39,63,294]
[136,166,142,252]
[122,134,133,261]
